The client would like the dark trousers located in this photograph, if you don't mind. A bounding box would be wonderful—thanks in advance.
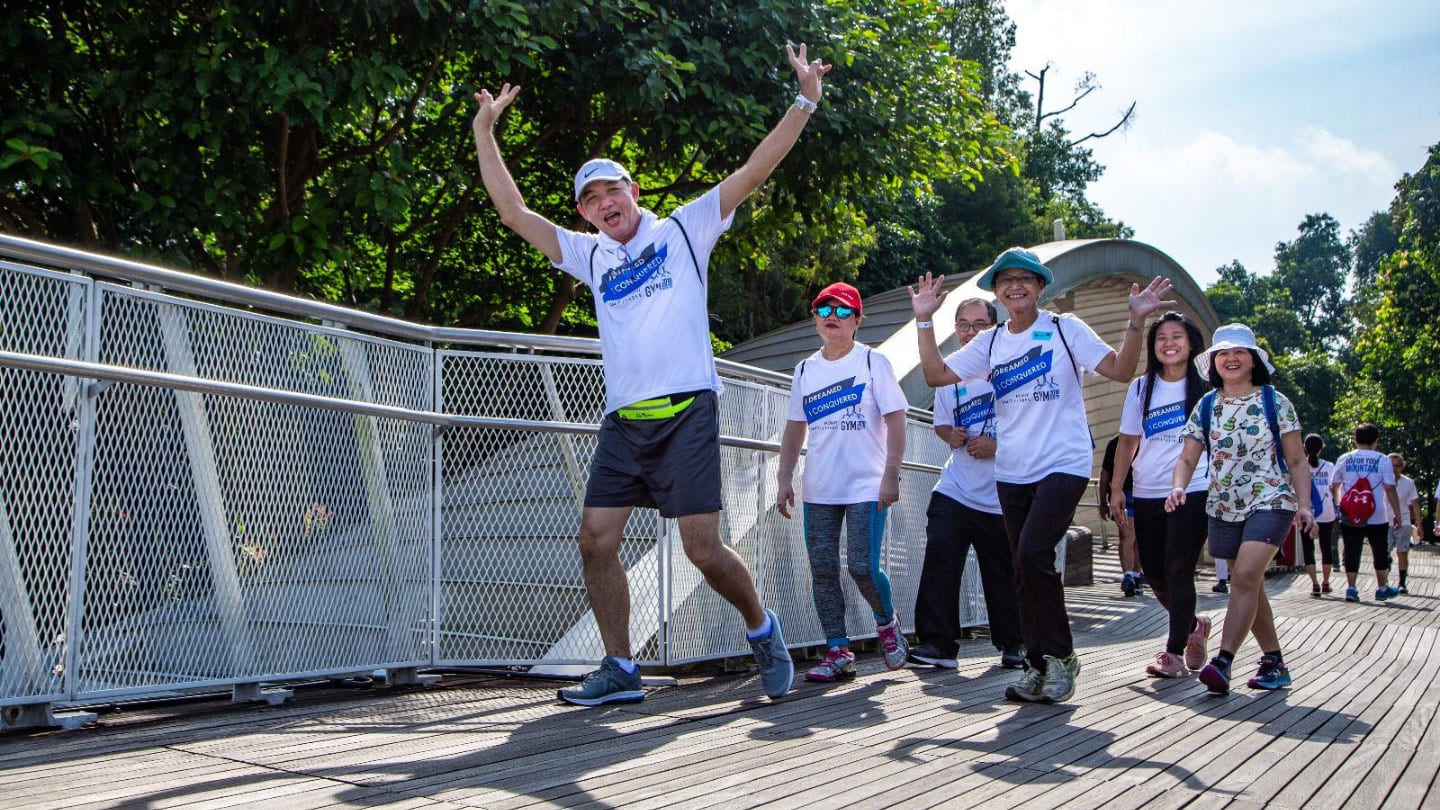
[914,492,1023,655]
[1300,520,1338,567]
[1341,522,1391,573]
[1132,495,1209,655]
[996,473,1089,669]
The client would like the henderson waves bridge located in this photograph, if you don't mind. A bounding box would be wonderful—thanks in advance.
[2,234,1436,809]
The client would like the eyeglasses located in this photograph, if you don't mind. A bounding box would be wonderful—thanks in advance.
[955,320,993,332]
[814,305,856,319]
[993,272,1039,287]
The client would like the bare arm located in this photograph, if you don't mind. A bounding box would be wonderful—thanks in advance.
[1095,277,1177,382]
[1165,437,1205,512]
[880,410,906,507]
[934,424,967,449]
[1385,483,1402,530]
[472,84,563,263]
[775,420,807,519]
[716,43,831,219]
[1110,432,1140,528]
[908,273,962,387]
[1282,432,1317,535]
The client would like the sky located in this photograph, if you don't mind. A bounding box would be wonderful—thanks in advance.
[1003,0,1440,287]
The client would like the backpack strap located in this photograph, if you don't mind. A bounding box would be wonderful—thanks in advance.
[1051,314,1083,387]
[669,216,703,282]
[588,243,600,285]
[1262,385,1288,474]
[986,327,1000,382]
[1199,390,1217,459]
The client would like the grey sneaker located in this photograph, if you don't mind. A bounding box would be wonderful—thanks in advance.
[748,608,795,698]
[876,614,908,670]
[1040,653,1080,704]
[1004,661,1046,702]
[558,656,645,706]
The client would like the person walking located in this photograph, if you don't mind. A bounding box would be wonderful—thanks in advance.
[1100,435,1144,597]
[471,43,832,706]
[1109,312,1212,679]
[776,282,910,682]
[1166,323,1315,695]
[1302,435,1339,595]
[1387,452,1421,594]
[908,298,1025,672]
[1332,424,1402,603]
[909,249,1174,703]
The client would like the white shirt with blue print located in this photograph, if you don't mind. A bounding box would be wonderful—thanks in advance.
[1333,448,1395,526]
[553,186,733,415]
[946,311,1112,485]
[932,368,1001,514]
[786,344,909,505]
[1119,376,1209,498]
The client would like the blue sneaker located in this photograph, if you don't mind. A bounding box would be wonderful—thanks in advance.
[558,656,645,706]
[1385,586,1400,599]
[1246,656,1292,690]
[1345,587,1360,602]
[748,608,794,698]
[1376,587,1390,601]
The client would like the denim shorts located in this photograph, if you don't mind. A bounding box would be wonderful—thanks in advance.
[1208,509,1295,561]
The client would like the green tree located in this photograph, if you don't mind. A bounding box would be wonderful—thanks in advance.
[1272,213,1349,348]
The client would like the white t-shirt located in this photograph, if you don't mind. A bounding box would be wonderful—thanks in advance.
[1396,475,1419,525]
[931,372,1001,514]
[1333,449,1395,526]
[1310,459,1337,523]
[946,311,1112,484]
[553,187,733,414]
[787,344,909,505]
[1118,376,1208,497]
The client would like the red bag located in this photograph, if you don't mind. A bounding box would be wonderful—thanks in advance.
[1339,477,1376,525]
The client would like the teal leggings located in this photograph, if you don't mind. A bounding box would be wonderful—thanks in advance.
[803,501,894,647]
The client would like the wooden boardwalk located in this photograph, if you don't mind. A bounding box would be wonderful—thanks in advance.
[4,543,1438,809]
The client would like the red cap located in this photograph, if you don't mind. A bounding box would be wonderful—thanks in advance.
[811,282,863,315]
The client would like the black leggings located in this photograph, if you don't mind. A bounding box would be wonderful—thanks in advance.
[1132,494,1209,655]
[1299,520,1337,567]
[996,473,1089,669]
[1340,522,1391,573]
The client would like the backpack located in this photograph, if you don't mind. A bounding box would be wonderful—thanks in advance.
[1338,476,1377,525]
[1309,479,1324,515]
[1197,385,1286,472]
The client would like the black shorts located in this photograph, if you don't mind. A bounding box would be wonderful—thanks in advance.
[585,390,722,517]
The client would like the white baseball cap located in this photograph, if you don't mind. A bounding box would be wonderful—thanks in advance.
[573,158,633,201]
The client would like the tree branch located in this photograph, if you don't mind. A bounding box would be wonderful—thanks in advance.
[1069,101,1136,146]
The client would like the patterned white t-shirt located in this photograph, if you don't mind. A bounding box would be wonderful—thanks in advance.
[787,344,909,505]
[1180,387,1302,521]
[553,186,732,415]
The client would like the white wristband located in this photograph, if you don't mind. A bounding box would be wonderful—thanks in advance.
[793,95,818,113]
[915,321,934,329]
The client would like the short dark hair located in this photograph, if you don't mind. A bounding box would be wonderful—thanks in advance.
[954,297,998,324]
[1206,348,1271,388]
[1304,433,1325,454]
[1354,422,1379,445]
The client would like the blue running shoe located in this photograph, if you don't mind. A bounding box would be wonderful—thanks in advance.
[748,608,794,698]
[1247,655,1292,690]
[558,656,645,706]
[1345,587,1360,602]
[1376,587,1390,601]
[1384,586,1400,599]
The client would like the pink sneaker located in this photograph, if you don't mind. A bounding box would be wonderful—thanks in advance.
[1185,615,1211,671]
[877,615,908,670]
[805,647,856,682]
[1146,651,1189,678]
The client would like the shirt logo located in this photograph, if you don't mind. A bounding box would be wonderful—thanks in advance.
[600,243,670,303]
[956,391,995,430]
[1032,330,1053,341]
[992,346,1054,396]
[1142,400,1186,438]
[803,377,866,423]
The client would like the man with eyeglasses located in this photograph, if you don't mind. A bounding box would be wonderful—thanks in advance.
[471,44,830,707]
[908,298,1025,672]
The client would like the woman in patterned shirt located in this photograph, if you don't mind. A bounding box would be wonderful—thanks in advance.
[1165,323,1316,695]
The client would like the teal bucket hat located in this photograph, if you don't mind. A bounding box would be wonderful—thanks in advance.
[977,247,1054,291]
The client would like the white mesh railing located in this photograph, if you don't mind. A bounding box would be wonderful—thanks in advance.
[0,234,993,718]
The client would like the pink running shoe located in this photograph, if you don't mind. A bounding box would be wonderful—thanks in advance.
[1146,650,1188,678]
[877,615,909,670]
[1185,615,1212,671]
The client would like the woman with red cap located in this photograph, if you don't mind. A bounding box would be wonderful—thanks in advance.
[777,282,911,682]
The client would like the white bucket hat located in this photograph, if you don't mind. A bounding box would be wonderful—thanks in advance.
[1194,323,1274,378]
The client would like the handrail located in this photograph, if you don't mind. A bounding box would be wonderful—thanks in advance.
[0,349,944,474]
